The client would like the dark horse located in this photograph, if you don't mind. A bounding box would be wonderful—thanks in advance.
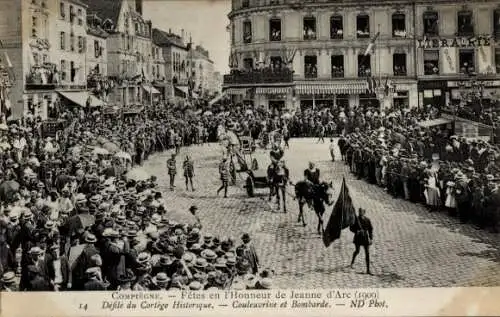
[294,181,334,234]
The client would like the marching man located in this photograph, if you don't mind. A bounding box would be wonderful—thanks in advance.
[167,154,177,191]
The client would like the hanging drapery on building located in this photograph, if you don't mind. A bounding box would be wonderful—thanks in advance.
[296,81,367,95]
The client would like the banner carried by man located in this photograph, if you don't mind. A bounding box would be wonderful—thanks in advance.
[323,177,357,247]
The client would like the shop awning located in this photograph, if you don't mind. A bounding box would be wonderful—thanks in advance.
[58,91,105,107]
[418,118,452,128]
[256,87,292,94]
[223,87,249,95]
[142,84,161,94]
[295,81,367,95]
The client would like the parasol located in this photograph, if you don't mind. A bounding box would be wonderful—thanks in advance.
[203,111,213,116]
[0,180,20,202]
[0,123,8,131]
[281,112,292,119]
[114,151,132,161]
[245,109,253,115]
[126,169,151,181]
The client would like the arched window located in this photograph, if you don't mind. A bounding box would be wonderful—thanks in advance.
[330,15,343,39]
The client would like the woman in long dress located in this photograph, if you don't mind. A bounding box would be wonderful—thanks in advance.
[444,181,457,214]
[424,169,441,212]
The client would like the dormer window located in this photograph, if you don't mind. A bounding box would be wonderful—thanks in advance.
[457,10,473,36]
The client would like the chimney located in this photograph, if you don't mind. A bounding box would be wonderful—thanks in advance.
[181,29,185,42]
[169,28,172,34]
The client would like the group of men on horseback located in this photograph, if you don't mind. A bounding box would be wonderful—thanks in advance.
[266,144,334,234]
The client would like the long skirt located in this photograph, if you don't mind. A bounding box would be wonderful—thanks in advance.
[425,187,441,207]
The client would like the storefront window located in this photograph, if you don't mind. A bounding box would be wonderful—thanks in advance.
[393,53,407,76]
[423,11,439,36]
[304,55,317,78]
[392,13,406,38]
[303,17,316,40]
[393,91,409,109]
[459,49,475,74]
[358,55,371,77]
[457,10,473,36]
[356,15,370,38]
[423,50,439,75]
[422,89,443,108]
[330,15,343,39]
[300,100,313,111]
[331,55,344,78]
[269,19,281,41]
[359,93,379,108]
[336,94,349,108]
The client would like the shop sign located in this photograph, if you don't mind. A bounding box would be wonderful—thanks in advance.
[417,36,493,49]
[447,80,500,88]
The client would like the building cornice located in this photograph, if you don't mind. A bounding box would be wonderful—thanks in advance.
[228,0,500,19]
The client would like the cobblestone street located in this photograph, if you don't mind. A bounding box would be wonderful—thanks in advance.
[132,139,500,288]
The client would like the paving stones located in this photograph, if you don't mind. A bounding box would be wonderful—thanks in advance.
[131,139,500,288]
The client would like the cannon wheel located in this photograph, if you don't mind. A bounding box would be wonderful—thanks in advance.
[246,176,255,197]
[251,158,259,170]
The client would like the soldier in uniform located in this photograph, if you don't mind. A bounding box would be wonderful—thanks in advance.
[349,208,373,275]
[217,157,229,198]
[167,154,177,191]
[183,155,195,191]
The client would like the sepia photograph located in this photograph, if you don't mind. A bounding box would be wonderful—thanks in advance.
[0,0,499,315]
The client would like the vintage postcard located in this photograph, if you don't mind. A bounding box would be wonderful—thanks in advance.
[0,0,499,316]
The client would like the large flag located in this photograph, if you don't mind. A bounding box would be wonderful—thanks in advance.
[366,76,380,94]
[323,177,356,247]
[363,31,380,56]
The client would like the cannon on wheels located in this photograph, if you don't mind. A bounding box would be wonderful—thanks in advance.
[244,169,269,197]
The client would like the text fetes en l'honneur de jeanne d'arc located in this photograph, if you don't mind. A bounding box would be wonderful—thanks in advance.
[102,290,387,311]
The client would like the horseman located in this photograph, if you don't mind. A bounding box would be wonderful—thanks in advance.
[270,143,284,165]
[304,162,320,185]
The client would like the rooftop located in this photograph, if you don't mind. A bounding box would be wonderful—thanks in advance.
[152,28,187,49]
[81,0,122,29]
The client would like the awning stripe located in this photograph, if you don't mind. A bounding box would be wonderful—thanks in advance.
[224,88,249,95]
[256,87,292,94]
[58,91,105,107]
[296,82,367,95]
[142,84,161,94]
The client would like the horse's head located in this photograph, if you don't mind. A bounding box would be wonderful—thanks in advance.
[319,181,334,205]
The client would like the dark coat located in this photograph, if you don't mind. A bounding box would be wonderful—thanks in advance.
[43,253,71,287]
[83,279,107,291]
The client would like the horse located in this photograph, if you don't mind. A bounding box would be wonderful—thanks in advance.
[294,181,334,235]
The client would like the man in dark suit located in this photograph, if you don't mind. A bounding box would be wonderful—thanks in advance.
[42,244,71,291]
[304,162,320,185]
[349,208,373,275]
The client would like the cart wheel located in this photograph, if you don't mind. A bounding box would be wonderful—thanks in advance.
[246,176,255,197]
[251,158,259,170]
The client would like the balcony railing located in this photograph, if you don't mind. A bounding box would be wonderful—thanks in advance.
[223,69,293,85]
[331,69,344,78]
